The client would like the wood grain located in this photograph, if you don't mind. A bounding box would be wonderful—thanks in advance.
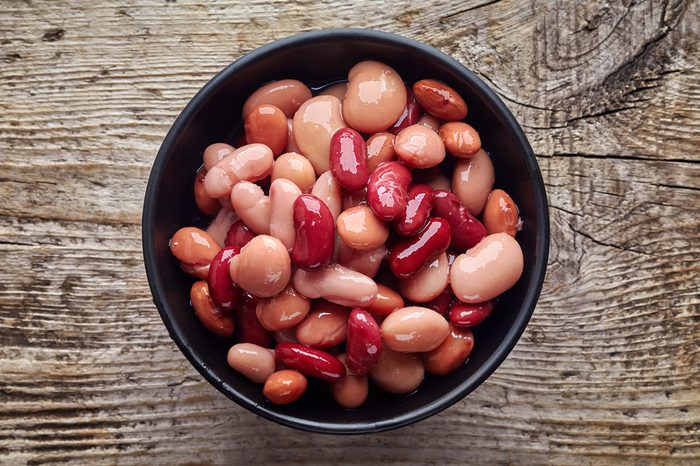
[1,0,698,464]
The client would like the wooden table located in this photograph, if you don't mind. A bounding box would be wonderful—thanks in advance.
[1,1,698,464]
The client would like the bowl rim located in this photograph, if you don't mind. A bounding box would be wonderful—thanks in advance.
[142,27,550,434]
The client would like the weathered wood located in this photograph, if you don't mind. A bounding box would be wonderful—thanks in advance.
[1,0,698,464]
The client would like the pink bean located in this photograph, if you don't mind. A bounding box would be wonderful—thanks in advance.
[393,184,434,236]
[329,128,369,192]
[275,342,346,382]
[204,144,274,199]
[291,194,335,270]
[346,308,382,375]
[388,217,451,278]
[206,208,239,247]
[203,143,235,171]
[432,190,487,251]
[337,241,387,278]
[366,161,412,221]
[207,246,240,311]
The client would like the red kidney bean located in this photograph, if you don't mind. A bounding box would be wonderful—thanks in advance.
[432,190,487,250]
[291,194,335,270]
[388,87,422,135]
[393,184,433,236]
[424,285,455,317]
[388,217,451,278]
[207,246,240,311]
[329,128,369,192]
[224,220,255,249]
[235,293,273,347]
[190,281,235,337]
[366,161,412,221]
[346,308,382,375]
[449,300,495,328]
[275,342,346,382]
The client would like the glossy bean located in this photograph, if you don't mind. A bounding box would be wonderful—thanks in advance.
[291,194,335,270]
[194,168,221,216]
[368,347,424,395]
[272,152,316,193]
[432,190,487,250]
[449,300,495,327]
[423,326,474,376]
[224,220,255,249]
[285,118,301,153]
[331,354,369,409]
[293,95,347,175]
[346,308,382,375]
[364,284,404,319]
[204,144,274,198]
[295,302,350,349]
[366,161,412,221]
[450,233,524,303]
[343,61,407,134]
[389,88,422,135]
[329,128,369,191]
[319,82,347,100]
[424,285,455,317]
[255,285,310,332]
[394,124,446,169]
[244,104,288,157]
[388,217,451,278]
[337,241,387,278]
[189,281,235,337]
[394,184,433,236]
[275,342,346,382]
[413,79,468,121]
[170,227,221,279]
[207,246,240,311]
[263,369,308,404]
[366,132,396,173]
[438,122,481,158]
[230,181,271,235]
[483,189,521,237]
[417,114,442,132]
[242,79,312,118]
[381,306,449,352]
[206,208,238,247]
[293,264,378,308]
[452,149,495,216]
[229,235,291,298]
[235,293,273,347]
[342,187,367,210]
[336,205,388,251]
[398,253,449,303]
[310,171,342,221]
[227,343,276,384]
[269,178,302,250]
[203,143,235,171]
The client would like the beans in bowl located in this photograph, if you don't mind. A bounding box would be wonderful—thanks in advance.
[169,60,524,408]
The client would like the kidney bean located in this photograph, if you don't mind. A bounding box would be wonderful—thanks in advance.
[295,302,349,349]
[207,246,240,311]
[285,118,301,153]
[367,161,412,221]
[336,205,388,251]
[204,144,274,198]
[388,88,422,135]
[329,128,369,191]
[272,153,315,194]
[337,241,387,278]
[311,171,342,221]
[319,82,347,100]
[394,124,446,169]
[205,208,238,247]
[381,306,449,352]
[194,168,221,216]
[346,308,382,375]
[398,253,449,303]
[452,149,495,216]
[263,369,308,405]
[227,343,276,384]
[388,217,451,278]
[417,114,442,132]
[229,235,291,298]
[394,184,433,236]
[483,189,522,237]
[439,122,481,158]
[170,227,221,279]
[366,132,396,173]
[235,292,273,347]
[413,79,468,121]
[364,284,404,319]
[242,79,312,119]
[449,300,495,328]
[432,190,487,251]
[342,187,367,210]
[423,325,474,376]
[291,194,335,270]
[368,347,424,394]
[424,285,455,317]
[255,285,310,332]
[230,181,271,235]
[269,178,302,251]
[224,220,255,249]
[293,264,378,308]
[275,342,346,382]
[203,143,235,171]
[190,281,235,337]
[244,104,288,157]
[343,61,407,134]
[451,233,524,303]
[331,354,369,409]
[293,95,347,175]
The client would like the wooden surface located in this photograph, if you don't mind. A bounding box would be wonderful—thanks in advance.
[1,0,698,464]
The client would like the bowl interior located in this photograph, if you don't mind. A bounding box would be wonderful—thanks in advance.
[143,29,548,433]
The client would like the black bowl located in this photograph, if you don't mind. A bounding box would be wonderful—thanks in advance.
[142,28,549,434]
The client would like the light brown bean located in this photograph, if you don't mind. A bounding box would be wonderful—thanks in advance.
[272,152,316,193]
[189,281,235,337]
[293,264,377,307]
[336,205,389,251]
[244,104,288,157]
[293,95,347,175]
[483,189,521,237]
[269,178,302,250]
[255,285,310,332]
[285,118,301,153]
[242,79,312,118]
[194,168,221,217]
[230,181,271,235]
[170,227,221,279]
[423,326,474,375]
[331,354,369,408]
[319,82,347,100]
[203,143,235,171]
[368,347,424,394]
[229,235,291,298]
[398,253,449,303]
[337,241,387,278]
[424,174,451,192]
[452,148,495,216]
[227,343,276,383]
[380,306,450,352]
[263,370,308,404]
[365,284,404,319]
[310,170,342,221]
[417,114,442,132]
[366,132,396,173]
[438,122,481,158]
[295,302,350,348]
[204,144,274,198]
[394,124,446,169]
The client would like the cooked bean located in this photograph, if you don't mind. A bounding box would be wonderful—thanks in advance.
[368,347,424,394]
[319,82,347,100]
[366,132,396,173]
[229,235,291,298]
[450,233,524,303]
[227,343,276,384]
[398,253,449,303]
[449,300,494,327]
[293,264,378,308]
[170,227,221,279]
[389,88,422,135]
[413,79,468,121]
[388,217,451,278]
[310,171,342,221]
[336,205,388,251]
[342,187,367,210]
[432,190,487,250]
[424,285,455,317]
[206,208,238,247]
[295,302,349,349]
[331,354,369,409]
[234,293,273,347]
[275,342,346,382]
[203,142,235,171]
[381,306,449,352]
[394,124,446,169]
[263,369,308,404]
[204,144,274,198]
[190,281,235,337]
[285,118,301,153]
[364,284,404,319]
[452,149,495,216]
[272,152,316,193]
[438,122,481,158]
[346,308,382,374]
[483,189,521,237]
[273,327,299,344]
[337,241,386,278]
[244,104,288,157]
[293,95,347,175]
[394,184,433,236]
[242,79,312,118]
[224,220,255,249]
[255,285,310,332]
[230,181,271,235]
[269,178,302,250]
[367,161,412,221]
[423,326,474,375]
[417,114,442,132]
[207,246,240,311]
[194,168,221,216]
[329,128,369,191]
[291,194,335,270]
